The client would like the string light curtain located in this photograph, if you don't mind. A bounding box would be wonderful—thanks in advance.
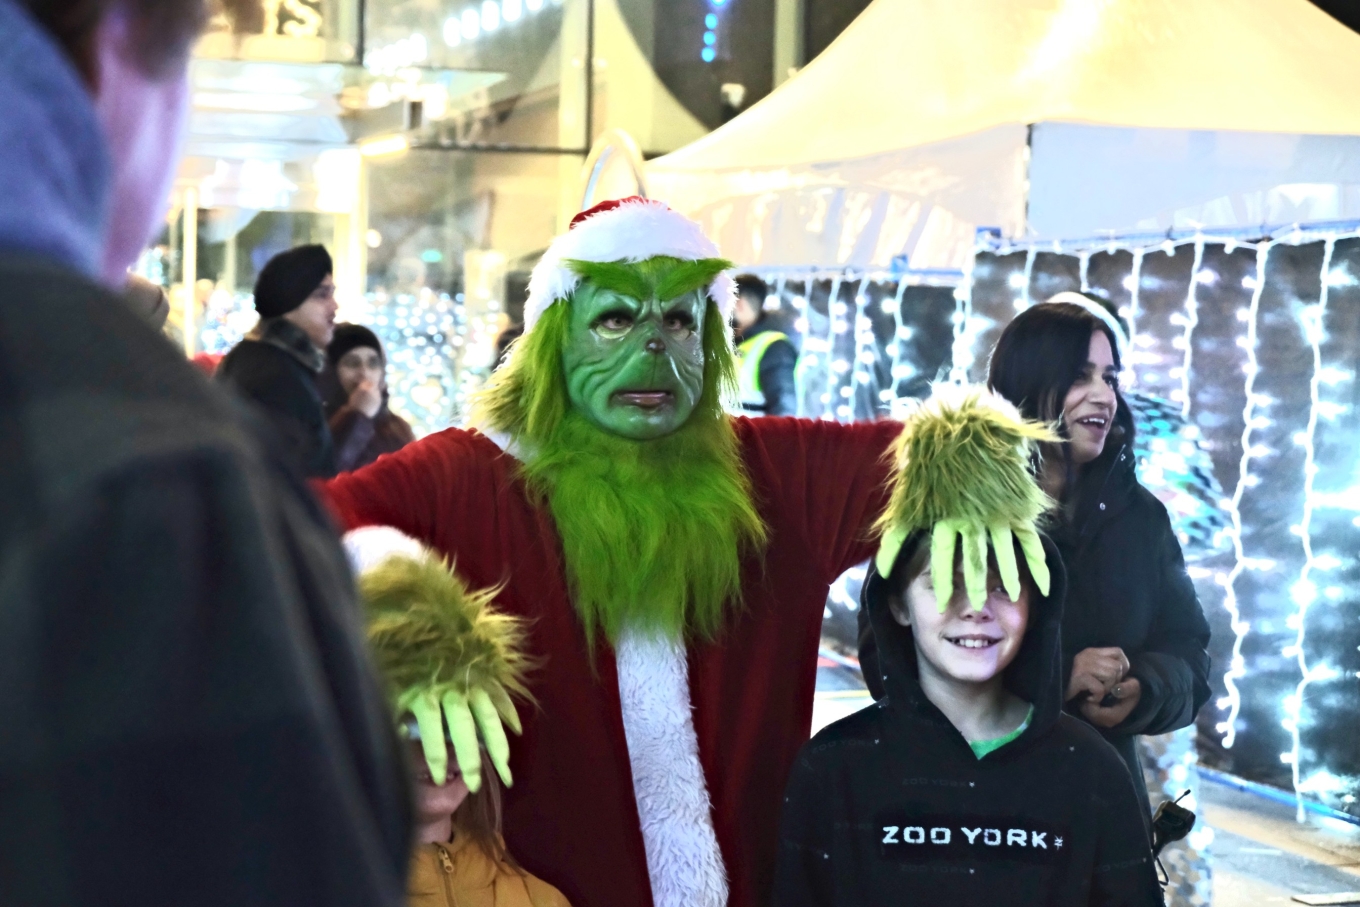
[752,223,1360,821]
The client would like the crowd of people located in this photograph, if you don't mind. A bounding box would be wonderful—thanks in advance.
[0,2,1210,906]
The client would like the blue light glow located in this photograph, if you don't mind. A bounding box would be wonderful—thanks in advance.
[705,13,718,27]
[701,46,716,62]
[703,30,716,45]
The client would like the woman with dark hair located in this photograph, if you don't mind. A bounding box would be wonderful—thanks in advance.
[985,297,1211,815]
[323,323,417,473]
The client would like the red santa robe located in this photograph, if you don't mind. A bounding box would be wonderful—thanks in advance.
[323,415,899,907]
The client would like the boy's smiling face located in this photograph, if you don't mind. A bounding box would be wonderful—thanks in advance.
[891,557,1029,685]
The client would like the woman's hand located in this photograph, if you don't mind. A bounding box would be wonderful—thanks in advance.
[1065,646,1130,701]
[349,380,382,418]
[1080,676,1142,728]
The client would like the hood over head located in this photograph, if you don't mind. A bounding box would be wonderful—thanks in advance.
[0,0,110,277]
[861,528,1069,752]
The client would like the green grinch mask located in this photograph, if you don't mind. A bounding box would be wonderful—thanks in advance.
[559,256,724,440]
[561,282,706,440]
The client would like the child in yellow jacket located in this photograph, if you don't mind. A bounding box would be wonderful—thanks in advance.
[349,528,572,907]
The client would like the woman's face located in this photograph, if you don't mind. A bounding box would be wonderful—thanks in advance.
[337,346,385,396]
[1061,330,1118,465]
[409,741,470,822]
[891,560,1029,685]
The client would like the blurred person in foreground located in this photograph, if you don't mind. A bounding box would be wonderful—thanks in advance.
[0,2,411,905]
[218,243,339,477]
[732,274,798,416]
[323,323,416,473]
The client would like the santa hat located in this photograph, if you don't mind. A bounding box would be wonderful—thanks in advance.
[524,196,735,330]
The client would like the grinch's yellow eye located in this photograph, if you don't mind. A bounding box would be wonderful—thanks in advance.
[595,311,634,336]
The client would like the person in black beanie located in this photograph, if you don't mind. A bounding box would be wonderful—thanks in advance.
[218,244,339,477]
[321,323,416,473]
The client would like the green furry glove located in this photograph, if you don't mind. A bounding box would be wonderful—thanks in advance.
[398,682,521,791]
[874,386,1057,611]
[359,552,532,792]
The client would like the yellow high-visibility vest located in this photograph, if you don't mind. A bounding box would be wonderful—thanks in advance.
[735,330,789,412]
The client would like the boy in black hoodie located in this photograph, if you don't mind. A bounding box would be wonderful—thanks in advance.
[773,387,1161,907]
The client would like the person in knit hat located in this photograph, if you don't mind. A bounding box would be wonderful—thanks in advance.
[319,197,995,907]
[217,244,338,477]
[322,323,417,473]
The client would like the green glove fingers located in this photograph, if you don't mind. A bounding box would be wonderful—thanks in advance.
[930,521,960,613]
[988,522,1021,602]
[408,689,450,787]
[441,688,484,794]
[486,682,522,736]
[1014,525,1051,597]
[470,686,514,788]
[959,522,989,610]
[931,518,1050,611]
[875,522,911,579]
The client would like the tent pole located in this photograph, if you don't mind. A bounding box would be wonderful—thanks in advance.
[773,0,803,87]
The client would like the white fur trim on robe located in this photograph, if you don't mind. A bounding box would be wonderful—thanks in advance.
[615,629,728,907]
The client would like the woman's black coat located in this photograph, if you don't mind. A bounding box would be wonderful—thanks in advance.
[859,443,1212,816]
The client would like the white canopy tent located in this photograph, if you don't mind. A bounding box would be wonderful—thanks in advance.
[646,0,1360,277]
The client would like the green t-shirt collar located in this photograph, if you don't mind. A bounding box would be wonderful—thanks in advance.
[968,704,1034,760]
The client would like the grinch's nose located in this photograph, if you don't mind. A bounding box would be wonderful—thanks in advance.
[644,337,665,354]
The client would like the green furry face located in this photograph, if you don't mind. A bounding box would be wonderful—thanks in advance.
[561,281,707,440]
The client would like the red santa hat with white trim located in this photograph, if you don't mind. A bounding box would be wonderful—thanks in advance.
[523,196,736,331]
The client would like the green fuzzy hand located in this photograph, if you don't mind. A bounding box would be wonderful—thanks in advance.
[929,519,1050,612]
[400,682,523,793]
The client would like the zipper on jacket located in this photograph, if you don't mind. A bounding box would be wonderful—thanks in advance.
[438,845,457,906]
[1077,443,1129,538]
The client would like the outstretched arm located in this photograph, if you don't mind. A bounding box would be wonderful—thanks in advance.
[743,416,902,584]
[320,429,473,547]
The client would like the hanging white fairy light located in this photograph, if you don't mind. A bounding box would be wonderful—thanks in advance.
[822,273,845,420]
[1216,241,1271,750]
[1282,236,1347,821]
[1173,235,1205,418]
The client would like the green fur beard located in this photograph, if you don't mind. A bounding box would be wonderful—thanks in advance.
[472,283,768,646]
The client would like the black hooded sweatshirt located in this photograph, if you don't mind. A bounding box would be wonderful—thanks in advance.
[773,533,1162,907]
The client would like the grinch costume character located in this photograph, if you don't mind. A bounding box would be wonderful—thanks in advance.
[322,198,1045,907]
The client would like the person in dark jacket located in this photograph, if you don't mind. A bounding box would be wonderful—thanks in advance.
[0,2,411,905]
[732,274,798,415]
[992,299,1211,819]
[322,323,416,473]
[775,388,1160,907]
[217,244,339,477]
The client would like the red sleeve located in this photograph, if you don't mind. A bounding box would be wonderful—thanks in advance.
[320,427,474,545]
[740,416,902,584]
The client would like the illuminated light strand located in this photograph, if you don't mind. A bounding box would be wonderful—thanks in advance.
[1216,241,1271,749]
[1078,249,1091,292]
[884,277,911,405]
[1127,247,1143,350]
[844,276,871,420]
[1178,236,1205,419]
[1285,236,1337,822]
[822,273,844,420]
[949,252,976,384]
[1020,247,1037,310]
